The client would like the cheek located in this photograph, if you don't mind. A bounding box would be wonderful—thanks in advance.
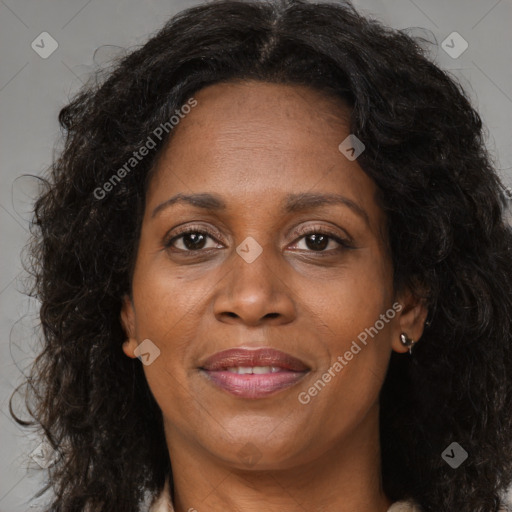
[132,265,202,420]
[298,300,394,445]
[299,245,394,400]
[306,246,393,345]
[129,261,206,409]
[131,253,206,338]
[144,364,202,437]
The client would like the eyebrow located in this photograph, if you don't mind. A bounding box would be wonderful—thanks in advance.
[151,191,369,225]
[284,192,370,225]
[152,193,226,218]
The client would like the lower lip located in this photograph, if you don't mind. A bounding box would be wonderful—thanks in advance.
[201,370,308,399]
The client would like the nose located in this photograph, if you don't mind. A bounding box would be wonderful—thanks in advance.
[212,246,296,327]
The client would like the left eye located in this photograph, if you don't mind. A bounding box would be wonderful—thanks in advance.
[291,232,347,252]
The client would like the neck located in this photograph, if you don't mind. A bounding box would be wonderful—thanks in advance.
[164,405,392,512]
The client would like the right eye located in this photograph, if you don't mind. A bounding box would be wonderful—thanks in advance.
[164,227,224,252]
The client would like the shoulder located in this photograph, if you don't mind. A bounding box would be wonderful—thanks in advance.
[387,500,511,511]
[388,501,422,512]
[149,496,421,512]
[148,479,174,512]
[147,487,512,512]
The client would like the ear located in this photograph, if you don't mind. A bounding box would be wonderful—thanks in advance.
[121,294,138,359]
[391,288,429,354]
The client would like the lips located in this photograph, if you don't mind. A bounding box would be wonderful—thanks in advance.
[200,348,310,372]
[199,347,310,399]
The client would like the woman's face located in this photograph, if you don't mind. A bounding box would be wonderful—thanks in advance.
[122,80,426,471]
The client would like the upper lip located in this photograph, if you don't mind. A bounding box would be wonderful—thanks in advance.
[200,347,310,372]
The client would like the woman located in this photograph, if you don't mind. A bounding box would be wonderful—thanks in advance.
[11,0,512,511]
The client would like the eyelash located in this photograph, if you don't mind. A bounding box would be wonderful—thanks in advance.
[163,225,222,253]
[163,224,353,254]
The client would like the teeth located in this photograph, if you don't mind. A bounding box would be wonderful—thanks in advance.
[226,366,282,374]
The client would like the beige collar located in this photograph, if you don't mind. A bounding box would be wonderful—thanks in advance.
[148,480,421,512]
[148,478,173,511]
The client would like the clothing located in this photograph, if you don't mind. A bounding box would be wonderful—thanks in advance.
[387,502,422,512]
[148,479,421,512]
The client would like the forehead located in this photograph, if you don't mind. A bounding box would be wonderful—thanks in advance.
[147,80,380,224]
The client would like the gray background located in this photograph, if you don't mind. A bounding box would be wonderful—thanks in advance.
[1,0,511,510]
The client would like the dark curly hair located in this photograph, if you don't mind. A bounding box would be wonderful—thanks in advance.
[10,0,512,510]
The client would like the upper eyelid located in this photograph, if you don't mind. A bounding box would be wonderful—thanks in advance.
[292,224,352,241]
[167,224,347,239]
[164,224,351,249]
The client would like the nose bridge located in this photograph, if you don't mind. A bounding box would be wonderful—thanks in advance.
[213,237,295,325]
[235,239,275,291]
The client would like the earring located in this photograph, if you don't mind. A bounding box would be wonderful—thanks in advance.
[400,333,416,354]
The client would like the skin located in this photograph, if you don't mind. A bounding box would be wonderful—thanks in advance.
[121,80,428,512]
